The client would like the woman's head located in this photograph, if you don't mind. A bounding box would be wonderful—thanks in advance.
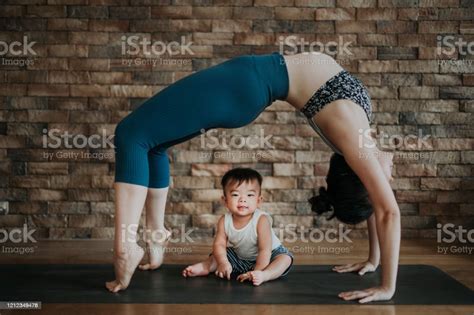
[308,153,373,225]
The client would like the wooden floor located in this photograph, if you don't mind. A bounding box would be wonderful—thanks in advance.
[0,239,473,315]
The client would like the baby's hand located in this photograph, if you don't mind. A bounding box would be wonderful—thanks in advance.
[237,272,251,282]
[215,261,232,280]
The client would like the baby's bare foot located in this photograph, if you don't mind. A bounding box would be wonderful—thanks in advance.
[139,229,172,271]
[105,243,144,293]
[182,261,211,278]
[183,256,216,277]
[249,270,269,286]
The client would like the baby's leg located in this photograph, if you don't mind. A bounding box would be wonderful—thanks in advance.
[182,254,217,278]
[249,255,292,286]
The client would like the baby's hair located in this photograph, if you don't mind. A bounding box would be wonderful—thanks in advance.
[221,168,263,195]
[308,153,373,225]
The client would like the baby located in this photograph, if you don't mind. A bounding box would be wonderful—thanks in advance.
[182,168,294,286]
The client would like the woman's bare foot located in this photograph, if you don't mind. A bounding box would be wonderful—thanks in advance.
[138,228,172,271]
[105,242,145,293]
[182,256,216,277]
[377,150,394,182]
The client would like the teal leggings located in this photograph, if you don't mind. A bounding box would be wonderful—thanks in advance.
[114,52,289,188]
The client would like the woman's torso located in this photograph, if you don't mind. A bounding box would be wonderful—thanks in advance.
[282,52,345,110]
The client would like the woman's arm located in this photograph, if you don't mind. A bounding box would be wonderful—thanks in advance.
[373,202,400,293]
[367,213,380,265]
[333,213,380,275]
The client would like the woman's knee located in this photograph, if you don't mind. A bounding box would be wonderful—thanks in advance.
[114,117,143,151]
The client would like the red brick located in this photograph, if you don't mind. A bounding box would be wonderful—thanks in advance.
[28,84,69,97]
[398,34,437,47]
[234,33,275,45]
[193,6,233,18]
[377,21,416,33]
[151,6,193,18]
[255,0,292,6]
[69,59,109,71]
[275,7,315,20]
[398,8,439,21]
[421,178,461,190]
[169,20,212,32]
[70,32,109,45]
[357,8,397,20]
[47,44,88,57]
[0,84,27,96]
[89,20,129,32]
[233,7,274,19]
[336,0,375,7]
[28,162,68,175]
[27,5,66,18]
[27,58,68,71]
[212,20,252,32]
[29,188,67,201]
[296,0,335,6]
[48,18,88,31]
[419,0,459,7]
[359,34,397,46]
[70,84,110,97]
[0,6,24,17]
[418,21,459,34]
[316,8,355,20]
[336,21,376,33]
[0,135,25,148]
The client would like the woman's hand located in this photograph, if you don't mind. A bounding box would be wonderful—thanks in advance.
[333,260,378,276]
[338,286,395,303]
[215,261,232,280]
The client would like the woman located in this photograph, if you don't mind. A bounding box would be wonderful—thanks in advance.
[105,51,399,304]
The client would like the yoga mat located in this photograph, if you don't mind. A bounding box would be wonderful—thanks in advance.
[0,264,473,305]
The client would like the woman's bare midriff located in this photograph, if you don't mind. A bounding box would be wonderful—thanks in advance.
[282,52,344,110]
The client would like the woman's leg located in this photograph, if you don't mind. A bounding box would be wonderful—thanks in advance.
[105,182,147,293]
[106,118,156,292]
[139,186,172,270]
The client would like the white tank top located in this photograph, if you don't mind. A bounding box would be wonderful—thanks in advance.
[224,208,281,260]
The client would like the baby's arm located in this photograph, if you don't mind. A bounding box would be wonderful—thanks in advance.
[254,215,273,271]
[213,216,232,280]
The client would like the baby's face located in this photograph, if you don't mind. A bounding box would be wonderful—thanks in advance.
[222,180,262,217]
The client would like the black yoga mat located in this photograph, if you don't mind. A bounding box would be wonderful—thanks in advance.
[0,264,473,305]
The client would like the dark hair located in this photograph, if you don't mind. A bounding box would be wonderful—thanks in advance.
[221,168,263,195]
[308,153,373,225]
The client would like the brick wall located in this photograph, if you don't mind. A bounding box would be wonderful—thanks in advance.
[0,0,472,240]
